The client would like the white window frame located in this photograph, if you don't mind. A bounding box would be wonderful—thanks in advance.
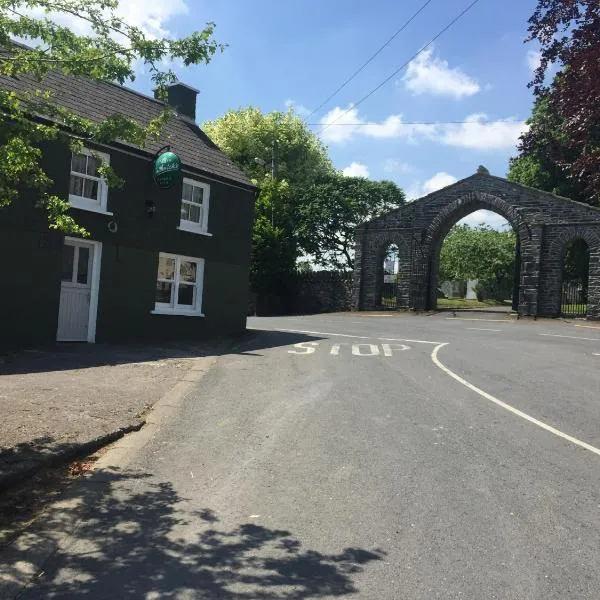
[68,148,112,215]
[177,178,211,236]
[151,252,205,317]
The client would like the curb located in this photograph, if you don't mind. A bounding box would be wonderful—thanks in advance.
[0,421,145,494]
[0,341,228,599]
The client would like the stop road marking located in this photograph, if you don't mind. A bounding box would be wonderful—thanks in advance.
[288,342,410,356]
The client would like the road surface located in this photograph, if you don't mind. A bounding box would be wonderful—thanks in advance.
[10,313,600,599]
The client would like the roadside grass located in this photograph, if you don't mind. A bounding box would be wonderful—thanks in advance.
[437,298,509,309]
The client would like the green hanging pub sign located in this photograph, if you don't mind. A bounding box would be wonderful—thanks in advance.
[153,148,182,190]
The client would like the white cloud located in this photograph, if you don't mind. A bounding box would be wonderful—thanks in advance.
[406,172,457,201]
[319,106,526,151]
[285,99,311,116]
[422,172,458,194]
[458,210,510,231]
[319,105,435,144]
[402,47,481,98]
[383,159,414,174]
[526,50,542,72]
[437,113,528,150]
[342,162,370,178]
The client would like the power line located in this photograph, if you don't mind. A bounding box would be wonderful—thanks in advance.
[307,118,523,126]
[305,0,435,120]
[318,0,483,137]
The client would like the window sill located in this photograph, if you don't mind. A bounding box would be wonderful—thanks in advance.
[69,197,113,216]
[151,309,205,318]
[177,223,212,236]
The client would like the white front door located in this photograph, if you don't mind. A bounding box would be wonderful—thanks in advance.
[57,239,99,342]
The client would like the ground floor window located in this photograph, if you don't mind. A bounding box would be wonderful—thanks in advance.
[154,253,205,315]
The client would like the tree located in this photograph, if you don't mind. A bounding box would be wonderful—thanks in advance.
[439,225,516,284]
[507,96,586,202]
[202,107,332,193]
[202,107,334,295]
[522,0,600,204]
[296,174,405,271]
[0,0,224,234]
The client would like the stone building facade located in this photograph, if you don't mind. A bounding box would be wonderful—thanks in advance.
[353,168,600,319]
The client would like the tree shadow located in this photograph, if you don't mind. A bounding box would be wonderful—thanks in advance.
[13,468,385,599]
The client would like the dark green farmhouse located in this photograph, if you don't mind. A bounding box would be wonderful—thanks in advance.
[0,72,257,347]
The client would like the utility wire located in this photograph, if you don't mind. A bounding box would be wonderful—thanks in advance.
[307,118,521,126]
[318,0,482,136]
[305,0,435,120]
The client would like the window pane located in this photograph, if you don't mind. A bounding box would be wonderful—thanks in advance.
[69,175,84,197]
[86,155,101,176]
[83,178,99,200]
[61,245,75,281]
[155,281,173,304]
[77,246,90,284]
[177,284,195,306]
[182,183,193,202]
[157,256,175,280]
[179,260,197,283]
[192,185,203,204]
[188,203,202,224]
[180,202,190,221]
[71,153,87,174]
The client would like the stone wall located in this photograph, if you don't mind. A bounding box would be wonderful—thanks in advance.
[290,271,353,314]
[353,169,600,319]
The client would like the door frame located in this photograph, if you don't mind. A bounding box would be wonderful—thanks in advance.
[59,237,103,343]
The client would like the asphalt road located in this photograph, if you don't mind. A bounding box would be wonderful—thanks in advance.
[13,313,600,599]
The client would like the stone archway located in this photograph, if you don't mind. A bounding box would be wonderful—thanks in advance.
[352,168,600,319]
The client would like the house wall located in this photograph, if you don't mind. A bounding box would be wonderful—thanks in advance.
[0,140,255,349]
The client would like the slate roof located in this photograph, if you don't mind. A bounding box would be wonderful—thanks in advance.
[0,69,255,189]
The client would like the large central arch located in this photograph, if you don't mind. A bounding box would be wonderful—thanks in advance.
[353,168,600,319]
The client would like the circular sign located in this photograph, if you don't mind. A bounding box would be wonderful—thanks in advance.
[153,151,182,189]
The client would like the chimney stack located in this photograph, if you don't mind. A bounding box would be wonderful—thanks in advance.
[154,82,199,122]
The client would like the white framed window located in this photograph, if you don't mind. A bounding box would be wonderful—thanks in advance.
[178,178,210,235]
[152,253,205,316]
[68,148,111,214]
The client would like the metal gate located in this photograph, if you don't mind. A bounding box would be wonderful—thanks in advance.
[380,277,401,308]
[561,279,587,318]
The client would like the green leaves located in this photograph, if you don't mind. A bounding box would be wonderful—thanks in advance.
[296,174,405,271]
[0,0,224,232]
[439,225,516,283]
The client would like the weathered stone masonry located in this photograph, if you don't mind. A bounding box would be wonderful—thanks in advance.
[353,168,600,319]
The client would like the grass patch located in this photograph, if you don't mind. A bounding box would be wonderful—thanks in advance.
[437,298,509,309]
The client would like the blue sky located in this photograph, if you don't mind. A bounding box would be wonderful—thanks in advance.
[124,0,541,227]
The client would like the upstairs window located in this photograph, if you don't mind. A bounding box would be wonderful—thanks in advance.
[68,148,110,214]
[179,178,210,234]
[154,253,205,316]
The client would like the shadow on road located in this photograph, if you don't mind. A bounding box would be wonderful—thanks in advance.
[0,341,220,376]
[231,329,324,356]
[13,468,385,599]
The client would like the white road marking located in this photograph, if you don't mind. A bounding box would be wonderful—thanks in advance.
[267,327,440,345]
[381,343,410,356]
[431,343,600,458]
[288,342,319,354]
[467,328,502,332]
[539,333,600,342]
[593,353,600,357]
[352,344,380,356]
[574,324,600,330]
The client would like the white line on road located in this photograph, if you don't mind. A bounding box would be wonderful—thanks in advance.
[431,344,600,458]
[467,328,502,332]
[266,327,441,345]
[574,324,600,330]
[539,333,600,342]
[593,353,600,357]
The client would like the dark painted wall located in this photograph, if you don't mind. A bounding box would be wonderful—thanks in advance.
[0,139,255,348]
